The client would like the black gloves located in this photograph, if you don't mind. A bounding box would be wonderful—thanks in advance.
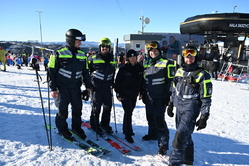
[81,90,89,101]
[196,115,208,131]
[164,96,170,106]
[167,102,174,117]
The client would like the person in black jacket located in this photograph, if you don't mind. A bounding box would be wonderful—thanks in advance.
[143,41,176,156]
[48,29,91,141]
[114,49,144,143]
[208,46,220,80]
[88,37,116,135]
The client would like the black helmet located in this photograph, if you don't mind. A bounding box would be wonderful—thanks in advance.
[126,49,137,58]
[65,29,86,47]
[147,41,161,55]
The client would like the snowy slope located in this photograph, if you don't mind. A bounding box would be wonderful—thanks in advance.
[0,65,249,166]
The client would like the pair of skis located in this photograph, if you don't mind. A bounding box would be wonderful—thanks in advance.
[81,121,141,155]
[48,125,110,157]
[69,129,111,156]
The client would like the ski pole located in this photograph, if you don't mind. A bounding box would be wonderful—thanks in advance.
[94,111,99,141]
[90,91,99,141]
[111,88,118,133]
[46,70,53,151]
[34,67,51,150]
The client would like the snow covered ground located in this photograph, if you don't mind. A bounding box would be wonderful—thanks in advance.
[0,65,249,166]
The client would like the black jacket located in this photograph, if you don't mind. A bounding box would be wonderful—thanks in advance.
[88,52,116,89]
[48,45,91,91]
[144,55,175,99]
[114,62,144,98]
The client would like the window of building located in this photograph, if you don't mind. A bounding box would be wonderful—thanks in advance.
[135,43,140,48]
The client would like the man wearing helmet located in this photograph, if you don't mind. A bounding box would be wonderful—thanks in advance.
[0,46,7,71]
[143,41,176,156]
[167,45,213,166]
[88,37,116,135]
[48,29,91,141]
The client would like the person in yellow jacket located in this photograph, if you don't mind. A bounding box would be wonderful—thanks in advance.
[0,46,7,71]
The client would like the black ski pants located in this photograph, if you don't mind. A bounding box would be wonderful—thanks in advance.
[90,87,112,130]
[145,96,169,149]
[121,96,137,137]
[55,87,82,132]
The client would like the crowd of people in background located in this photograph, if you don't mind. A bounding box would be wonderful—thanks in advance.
[0,46,52,72]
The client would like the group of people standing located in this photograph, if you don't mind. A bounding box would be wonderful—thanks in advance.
[48,28,213,166]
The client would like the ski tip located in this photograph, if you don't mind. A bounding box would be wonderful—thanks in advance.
[134,147,141,151]
[91,151,104,157]
[121,149,131,155]
[102,150,112,155]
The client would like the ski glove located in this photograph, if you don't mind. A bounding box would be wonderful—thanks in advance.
[167,102,174,117]
[81,90,89,101]
[196,115,208,131]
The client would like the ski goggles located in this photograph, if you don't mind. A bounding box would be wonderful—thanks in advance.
[182,49,197,57]
[146,43,158,50]
[101,45,110,48]
[100,40,111,46]
[75,34,86,41]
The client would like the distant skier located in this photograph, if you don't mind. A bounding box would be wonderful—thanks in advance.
[43,55,49,71]
[30,54,41,71]
[0,46,7,71]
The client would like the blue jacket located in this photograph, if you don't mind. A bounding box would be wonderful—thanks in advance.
[172,63,212,117]
[48,45,91,91]
[144,55,176,99]
[88,52,116,89]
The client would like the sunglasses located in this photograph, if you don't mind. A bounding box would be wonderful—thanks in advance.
[75,34,86,41]
[182,49,197,57]
[101,45,110,48]
[147,43,158,50]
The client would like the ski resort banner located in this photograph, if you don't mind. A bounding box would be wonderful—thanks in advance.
[144,32,205,47]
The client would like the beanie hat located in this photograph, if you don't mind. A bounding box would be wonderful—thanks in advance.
[126,49,137,58]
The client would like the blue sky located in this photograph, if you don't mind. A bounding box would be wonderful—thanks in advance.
[1,0,248,43]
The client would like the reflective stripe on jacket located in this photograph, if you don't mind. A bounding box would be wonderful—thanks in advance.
[88,53,116,88]
[48,47,91,90]
[144,58,176,99]
[172,66,212,116]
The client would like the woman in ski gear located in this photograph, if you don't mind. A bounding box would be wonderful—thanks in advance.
[48,29,91,140]
[168,45,212,166]
[88,37,116,135]
[114,49,144,143]
[143,41,176,156]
